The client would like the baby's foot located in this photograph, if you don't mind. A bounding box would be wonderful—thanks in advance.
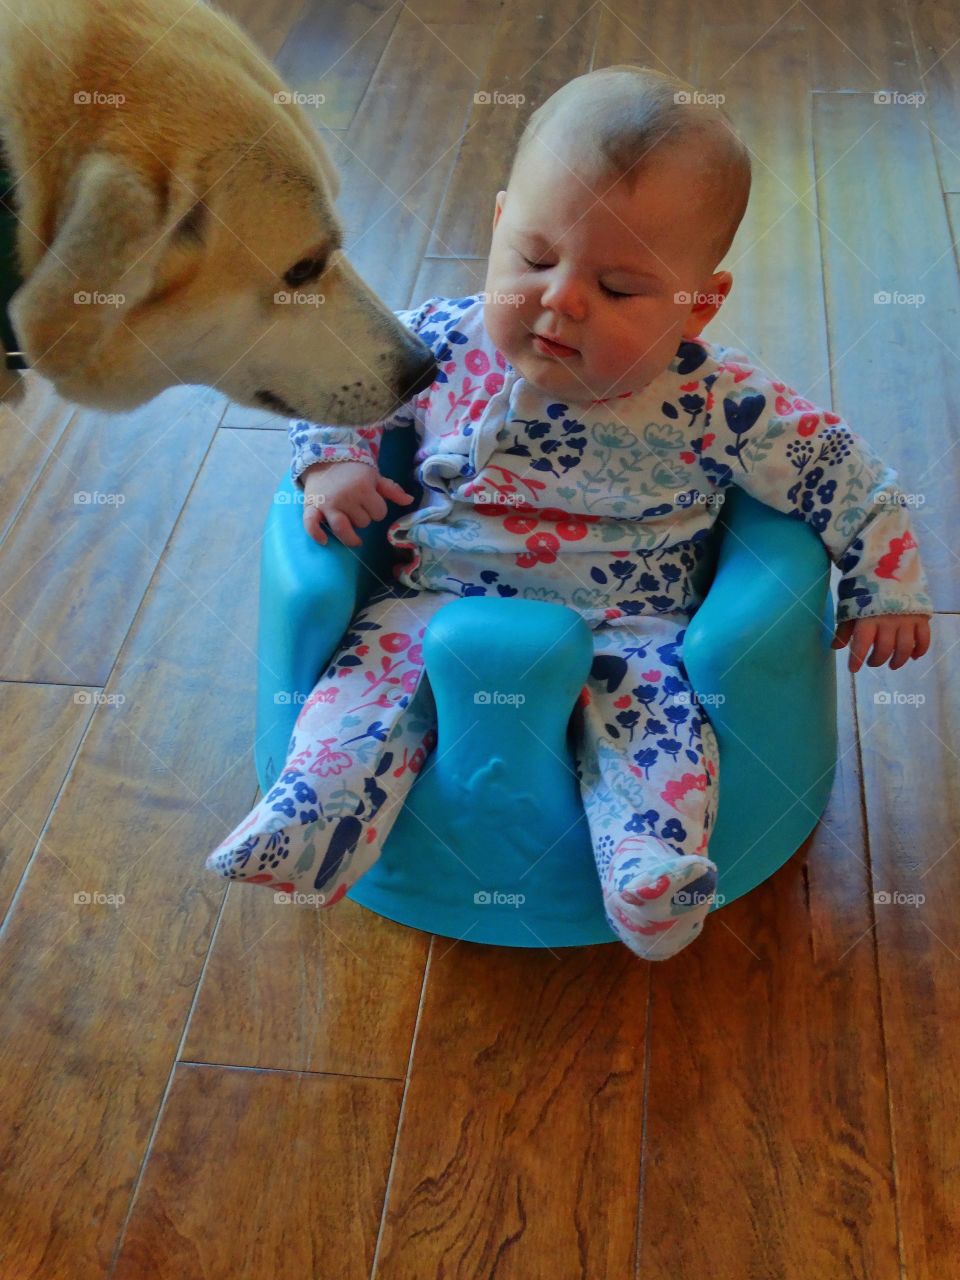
[602,837,718,961]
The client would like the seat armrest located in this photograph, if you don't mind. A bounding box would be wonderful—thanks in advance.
[254,475,366,793]
[682,487,838,897]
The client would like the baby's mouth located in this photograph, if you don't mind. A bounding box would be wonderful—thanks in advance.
[532,333,579,358]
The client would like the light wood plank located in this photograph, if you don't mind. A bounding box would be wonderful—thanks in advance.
[0,373,77,546]
[0,681,95,922]
[0,386,226,685]
[427,0,599,258]
[814,90,960,610]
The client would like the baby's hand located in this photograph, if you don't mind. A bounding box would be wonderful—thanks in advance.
[300,460,415,547]
[831,613,931,673]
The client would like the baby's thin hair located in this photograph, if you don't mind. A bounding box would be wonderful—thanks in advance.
[507,64,752,275]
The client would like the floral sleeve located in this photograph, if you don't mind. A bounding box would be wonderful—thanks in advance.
[697,346,933,623]
[289,297,439,487]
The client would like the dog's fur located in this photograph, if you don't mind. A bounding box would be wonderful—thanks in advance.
[0,0,437,422]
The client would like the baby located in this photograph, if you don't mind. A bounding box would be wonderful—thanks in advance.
[205,64,932,961]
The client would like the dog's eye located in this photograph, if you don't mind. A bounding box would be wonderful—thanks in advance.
[284,255,326,287]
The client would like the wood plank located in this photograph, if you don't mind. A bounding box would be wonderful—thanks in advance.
[856,615,960,1276]
[699,20,829,400]
[639,662,900,1279]
[0,373,77,547]
[0,385,226,685]
[808,0,921,93]
[0,429,290,1277]
[326,12,496,310]
[183,889,429,1078]
[214,0,307,61]
[374,942,648,1277]
[272,0,403,131]
[0,682,95,922]
[814,90,960,609]
[411,256,488,305]
[427,0,599,258]
[112,1064,401,1279]
[910,1,960,191]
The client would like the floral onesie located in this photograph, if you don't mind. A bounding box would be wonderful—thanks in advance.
[205,293,932,960]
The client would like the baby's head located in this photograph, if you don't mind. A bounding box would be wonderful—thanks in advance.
[483,65,751,402]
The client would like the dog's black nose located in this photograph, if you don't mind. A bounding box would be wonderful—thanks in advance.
[401,353,438,399]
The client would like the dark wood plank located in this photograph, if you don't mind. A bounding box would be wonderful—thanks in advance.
[639,663,901,1279]
[856,615,960,1277]
[375,943,648,1277]
[112,1064,401,1279]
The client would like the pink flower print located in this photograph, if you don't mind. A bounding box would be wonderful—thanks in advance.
[465,349,490,376]
[484,372,504,395]
[307,738,354,778]
[660,771,709,815]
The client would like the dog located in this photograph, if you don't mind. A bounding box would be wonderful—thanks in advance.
[0,0,437,423]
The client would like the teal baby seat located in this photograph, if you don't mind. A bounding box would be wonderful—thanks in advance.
[254,424,838,948]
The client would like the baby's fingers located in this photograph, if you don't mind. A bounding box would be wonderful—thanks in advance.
[848,620,878,673]
[375,474,416,506]
[324,507,363,548]
[831,620,855,650]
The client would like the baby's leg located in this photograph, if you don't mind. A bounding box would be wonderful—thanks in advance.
[573,615,720,961]
[205,586,452,905]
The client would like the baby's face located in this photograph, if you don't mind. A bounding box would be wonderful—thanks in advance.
[483,141,731,402]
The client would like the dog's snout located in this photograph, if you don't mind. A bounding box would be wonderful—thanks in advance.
[400,353,438,400]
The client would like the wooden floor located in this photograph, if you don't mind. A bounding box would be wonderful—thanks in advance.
[1,1,958,1276]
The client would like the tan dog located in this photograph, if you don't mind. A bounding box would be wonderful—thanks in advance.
[0,0,437,422]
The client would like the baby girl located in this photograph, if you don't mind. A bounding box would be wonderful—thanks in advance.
[205,64,932,960]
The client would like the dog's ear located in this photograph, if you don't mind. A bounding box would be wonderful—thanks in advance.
[9,151,177,383]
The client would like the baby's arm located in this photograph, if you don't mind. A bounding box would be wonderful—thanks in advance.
[300,460,414,546]
[287,296,439,545]
[699,348,933,671]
